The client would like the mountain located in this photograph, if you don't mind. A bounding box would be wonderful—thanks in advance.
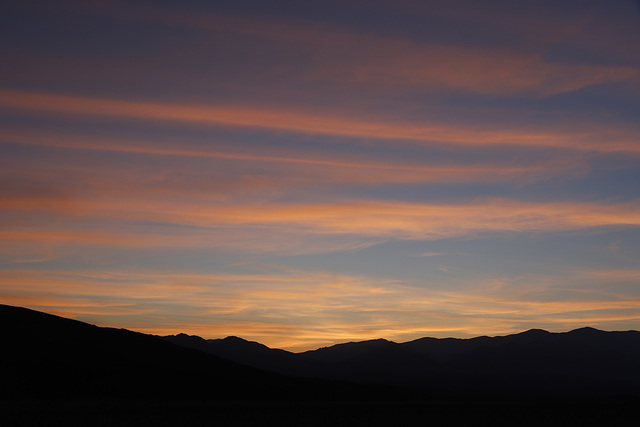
[162,333,313,376]
[5,303,638,401]
[3,305,639,426]
[164,327,640,398]
[0,304,403,401]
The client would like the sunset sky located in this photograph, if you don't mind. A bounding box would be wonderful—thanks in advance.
[1,0,640,351]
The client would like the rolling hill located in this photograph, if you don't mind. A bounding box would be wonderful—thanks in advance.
[3,303,639,401]
[163,327,640,398]
[0,304,399,401]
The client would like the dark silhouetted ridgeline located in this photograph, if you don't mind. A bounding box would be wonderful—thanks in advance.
[0,304,404,402]
[164,326,640,398]
[2,304,639,426]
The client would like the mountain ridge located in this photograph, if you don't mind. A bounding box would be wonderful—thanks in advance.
[3,304,639,400]
[162,326,640,397]
[164,325,633,354]
[0,304,408,401]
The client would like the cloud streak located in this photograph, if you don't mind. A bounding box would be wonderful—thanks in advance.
[86,0,639,96]
[0,128,588,188]
[2,197,640,254]
[2,90,639,153]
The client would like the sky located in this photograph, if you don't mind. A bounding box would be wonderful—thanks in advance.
[1,0,640,351]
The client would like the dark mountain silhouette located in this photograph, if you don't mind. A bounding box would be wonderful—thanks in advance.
[4,303,639,402]
[163,326,640,398]
[164,333,311,375]
[0,304,406,401]
[3,304,639,427]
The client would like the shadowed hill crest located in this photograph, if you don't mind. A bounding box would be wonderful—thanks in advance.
[163,326,640,397]
[3,304,639,400]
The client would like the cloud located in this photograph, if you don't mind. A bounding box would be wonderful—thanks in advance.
[2,194,640,257]
[0,128,588,191]
[418,252,446,257]
[2,89,639,153]
[83,198,640,238]
[303,40,637,96]
[79,0,638,96]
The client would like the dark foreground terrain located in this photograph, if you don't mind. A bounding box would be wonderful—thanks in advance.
[2,398,639,427]
[164,327,640,398]
[2,304,639,426]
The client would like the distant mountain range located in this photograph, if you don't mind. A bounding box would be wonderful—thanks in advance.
[162,327,640,398]
[2,304,639,401]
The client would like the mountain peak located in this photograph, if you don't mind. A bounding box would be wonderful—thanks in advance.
[176,332,196,338]
[222,335,248,342]
[162,332,206,342]
[215,335,271,350]
[519,328,550,335]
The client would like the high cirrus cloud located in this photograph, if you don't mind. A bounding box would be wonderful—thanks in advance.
[81,0,639,97]
[2,196,640,247]
[1,90,639,153]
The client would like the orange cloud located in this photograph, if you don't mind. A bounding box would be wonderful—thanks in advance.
[71,198,640,238]
[304,40,637,96]
[578,269,640,281]
[2,197,640,253]
[86,0,638,96]
[0,128,588,189]
[2,89,638,153]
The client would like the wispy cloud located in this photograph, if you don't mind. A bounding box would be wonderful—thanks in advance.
[0,128,589,192]
[418,252,446,257]
[2,90,639,153]
[2,197,640,252]
[80,0,638,96]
